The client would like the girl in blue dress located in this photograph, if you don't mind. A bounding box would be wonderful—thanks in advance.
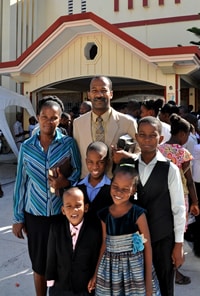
[88,158,161,296]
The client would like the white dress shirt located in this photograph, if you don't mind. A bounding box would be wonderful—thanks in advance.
[137,150,186,243]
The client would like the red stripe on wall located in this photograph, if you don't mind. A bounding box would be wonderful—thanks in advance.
[114,14,200,28]
[114,0,119,11]
[175,74,179,104]
[128,0,133,9]
[175,0,181,3]
[143,0,148,6]
[159,0,164,5]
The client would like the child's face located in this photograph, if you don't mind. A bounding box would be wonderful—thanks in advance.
[86,150,108,180]
[136,122,163,153]
[111,172,136,205]
[62,192,88,226]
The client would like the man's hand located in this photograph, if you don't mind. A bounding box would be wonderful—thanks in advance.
[172,242,184,268]
[12,223,27,239]
[190,204,199,217]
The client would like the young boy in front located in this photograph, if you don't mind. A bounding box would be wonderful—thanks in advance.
[134,116,186,296]
[45,187,101,296]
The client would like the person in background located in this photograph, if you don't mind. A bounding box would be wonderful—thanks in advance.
[140,98,171,143]
[182,113,199,154]
[73,76,139,178]
[88,158,161,296]
[159,103,179,125]
[12,95,81,296]
[79,101,92,115]
[58,112,72,136]
[70,106,80,121]
[134,116,186,296]
[46,187,101,296]
[159,113,199,285]
[125,99,141,122]
[0,183,3,198]
[192,143,200,257]
[28,116,37,137]
[13,112,29,149]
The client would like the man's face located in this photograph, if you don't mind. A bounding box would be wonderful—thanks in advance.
[88,77,113,114]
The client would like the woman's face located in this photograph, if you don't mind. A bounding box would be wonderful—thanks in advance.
[37,105,61,136]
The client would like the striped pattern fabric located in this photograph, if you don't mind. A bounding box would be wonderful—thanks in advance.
[95,116,104,142]
[13,130,81,223]
[95,233,161,296]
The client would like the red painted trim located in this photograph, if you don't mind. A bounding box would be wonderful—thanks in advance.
[164,86,166,100]
[0,12,200,70]
[175,74,179,104]
[21,83,24,95]
[115,14,200,28]
[143,0,148,6]
[159,0,164,5]
[175,0,181,3]
[128,0,133,9]
[114,0,119,11]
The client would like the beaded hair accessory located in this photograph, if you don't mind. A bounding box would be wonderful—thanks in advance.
[120,163,135,168]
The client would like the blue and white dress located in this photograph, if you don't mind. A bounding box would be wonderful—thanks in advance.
[95,205,161,296]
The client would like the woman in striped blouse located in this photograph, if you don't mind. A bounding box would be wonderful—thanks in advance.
[12,96,81,296]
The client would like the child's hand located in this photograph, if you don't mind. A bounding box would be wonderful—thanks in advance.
[111,145,130,164]
[88,276,96,293]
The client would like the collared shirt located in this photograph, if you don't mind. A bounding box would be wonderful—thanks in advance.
[13,120,24,143]
[70,220,83,250]
[78,174,111,202]
[137,150,185,243]
[91,108,112,141]
[13,130,81,223]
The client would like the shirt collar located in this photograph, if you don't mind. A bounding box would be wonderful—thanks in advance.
[92,108,112,123]
[138,150,168,165]
[70,219,83,233]
[78,174,111,187]
[36,128,65,143]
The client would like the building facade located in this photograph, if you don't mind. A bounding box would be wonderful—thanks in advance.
[0,0,200,120]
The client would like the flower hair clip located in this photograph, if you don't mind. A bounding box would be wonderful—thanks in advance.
[120,163,135,168]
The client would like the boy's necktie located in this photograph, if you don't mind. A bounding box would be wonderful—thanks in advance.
[71,226,78,250]
[96,116,104,142]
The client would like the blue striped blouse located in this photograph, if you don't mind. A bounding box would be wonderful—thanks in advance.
[13,130,81,223]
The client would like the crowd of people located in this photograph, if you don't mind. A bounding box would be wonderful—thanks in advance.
[10,76,200,296]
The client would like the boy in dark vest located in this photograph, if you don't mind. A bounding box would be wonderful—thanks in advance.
[134,116,186,296]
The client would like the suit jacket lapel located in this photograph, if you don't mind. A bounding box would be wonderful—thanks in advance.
[105,109,119,146]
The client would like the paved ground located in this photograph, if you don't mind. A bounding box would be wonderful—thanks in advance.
[0,153,200,295]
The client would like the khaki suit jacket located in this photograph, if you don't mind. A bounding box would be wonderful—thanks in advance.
[73,108,138,178]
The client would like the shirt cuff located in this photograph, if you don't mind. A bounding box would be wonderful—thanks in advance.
[174,231,184,243]
[47,280,55,287]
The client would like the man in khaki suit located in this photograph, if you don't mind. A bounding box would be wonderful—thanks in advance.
[73,76,139,178]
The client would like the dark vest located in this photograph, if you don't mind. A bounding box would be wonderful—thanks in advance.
[135,160,174,243]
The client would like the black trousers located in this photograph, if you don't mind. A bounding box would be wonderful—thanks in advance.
[49,286,93,296]
[152,233,175,296]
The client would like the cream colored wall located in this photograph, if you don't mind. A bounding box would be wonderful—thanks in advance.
[122,19,200,48]
[86,0,200,24]
[24,32,168,94]
[9,0,199,50]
